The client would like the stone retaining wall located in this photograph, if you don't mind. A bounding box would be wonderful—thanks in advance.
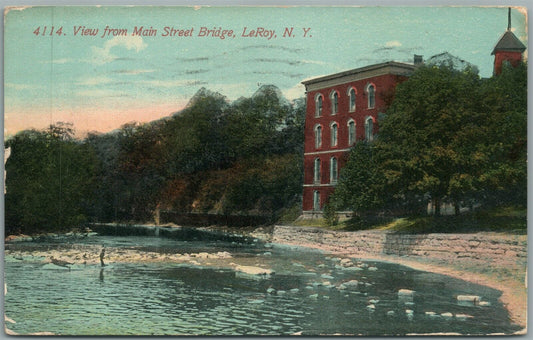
[270,226,527,268]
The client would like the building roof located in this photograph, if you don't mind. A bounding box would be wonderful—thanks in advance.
[491,30,526,55]
[301,61,416,92]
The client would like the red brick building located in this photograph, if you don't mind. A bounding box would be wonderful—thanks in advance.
[301,61,416,217]
[300,11,525,217]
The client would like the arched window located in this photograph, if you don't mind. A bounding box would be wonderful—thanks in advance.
[331,91,339,115]
[366,84,375,109]
[314,158,321,183]
[313,190,321,211]
[330,157,338,183]
[365,117,374,142]
[315,125,322,149]
[330,122,338,147]
[348,119,356,145]
[315,94,323,117]
[348,88,356,112]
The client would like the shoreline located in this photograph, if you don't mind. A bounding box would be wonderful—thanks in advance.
[246,225,527,333]
[5,224,527,333]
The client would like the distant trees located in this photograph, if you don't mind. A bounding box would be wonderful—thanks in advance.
[6,61,524,234]
[5,86,305,233]
[330,62,527,217]
[154,86,304,217]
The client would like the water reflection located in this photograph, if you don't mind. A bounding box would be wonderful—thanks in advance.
[4,234,521,336]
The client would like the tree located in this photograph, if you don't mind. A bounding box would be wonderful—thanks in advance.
[337,62,528,218]
[375,64,485,215]
[115,122,167,221]
[476,62,527,206]
[161,88,230,175]
[329,142,385,214]
[222,85,295,159]
[5,123,98,234]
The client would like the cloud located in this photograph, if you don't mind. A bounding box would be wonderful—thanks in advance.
[283,82,306,100]
[40,58,74,64]
[113,69,155,75]
[5,83,44,90]
[184,69,209,75]
[300,59,327,66]
[138,79,208,88]
[251,70,304,79]
[90,36,147,65]
[77,76,113,86]
[251,58,302,66]
[385,40,402,48]
[236,44,303,53]
[77,89,122,97]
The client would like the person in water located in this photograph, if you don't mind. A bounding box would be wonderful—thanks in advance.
[99,246,105,267]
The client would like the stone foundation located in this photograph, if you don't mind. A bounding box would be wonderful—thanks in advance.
[269,225,527,268]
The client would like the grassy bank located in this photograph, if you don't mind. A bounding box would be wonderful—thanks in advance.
[290,206,527,234]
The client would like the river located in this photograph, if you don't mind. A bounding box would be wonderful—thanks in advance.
[4,231,521,335]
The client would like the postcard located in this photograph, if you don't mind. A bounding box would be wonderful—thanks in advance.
[3,5,527,336]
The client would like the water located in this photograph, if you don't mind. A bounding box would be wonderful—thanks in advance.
[4,233,520,336]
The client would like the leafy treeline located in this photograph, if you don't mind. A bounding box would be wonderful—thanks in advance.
[5,86,305,234]
[328,63,527,222]
[5,63,526,235]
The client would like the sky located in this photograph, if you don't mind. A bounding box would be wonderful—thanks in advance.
[3,6,528,137]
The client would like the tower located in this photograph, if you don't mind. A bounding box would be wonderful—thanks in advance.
[492,8,526,75]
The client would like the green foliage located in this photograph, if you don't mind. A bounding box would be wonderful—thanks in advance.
[162,89,230,174]
[329,62,526,221]
[222,154,303,216]
[277,200,303,224]
[322,202,338,227]
[378,65,484,211]
[5,123,98,234]
[155,86,304,218]
[330,142,385,214]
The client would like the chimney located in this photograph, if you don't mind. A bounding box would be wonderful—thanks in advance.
[414,54,423,66]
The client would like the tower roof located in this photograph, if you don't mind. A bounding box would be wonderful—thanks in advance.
[491,30,526,55]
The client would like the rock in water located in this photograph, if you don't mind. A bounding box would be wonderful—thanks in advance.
[456,295,480,302]
[234,265,274,276]
[50,256,73,270]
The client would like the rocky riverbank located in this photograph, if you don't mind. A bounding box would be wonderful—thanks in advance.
[5,223,527,333]
[246,225,528,332]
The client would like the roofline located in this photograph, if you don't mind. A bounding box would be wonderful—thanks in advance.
[301,61,416,87]
[491,30,527,55]
[491,46,526,55]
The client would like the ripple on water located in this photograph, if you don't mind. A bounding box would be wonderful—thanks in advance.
[4,236,521,336]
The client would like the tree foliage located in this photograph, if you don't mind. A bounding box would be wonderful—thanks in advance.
[5,86,306,233]
[332,62,527,217]
[5,123,98,234]
[329,142,385,214]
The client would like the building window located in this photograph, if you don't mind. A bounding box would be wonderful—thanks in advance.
[315,125,322,149]
[330,157,338,183]
[313,190,321,211]
[348,88,356,112]
[314,158,321,183]
[330,122,338,147]
[315,94,323,117]
[366,84,375,109]
[331,91,339,115]
[365,117,374,142]
[348,119,356,145]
